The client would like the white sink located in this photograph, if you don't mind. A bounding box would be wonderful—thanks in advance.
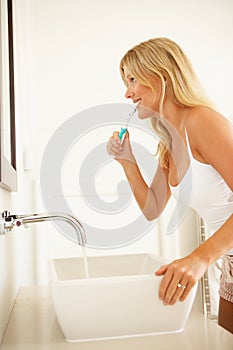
[48,253,197,342]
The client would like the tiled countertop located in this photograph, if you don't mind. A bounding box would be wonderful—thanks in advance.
[1,286,233,350]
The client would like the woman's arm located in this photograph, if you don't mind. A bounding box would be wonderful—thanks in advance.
[107,131,171,220]
[156,213,233,305]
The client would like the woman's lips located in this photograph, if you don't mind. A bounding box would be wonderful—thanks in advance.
[133,99,142,107]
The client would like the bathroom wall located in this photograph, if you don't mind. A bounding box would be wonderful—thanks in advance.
[0,0,232,343]
[27,0,233,282]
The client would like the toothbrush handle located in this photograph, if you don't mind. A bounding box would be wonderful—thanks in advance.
[118,127,127,140]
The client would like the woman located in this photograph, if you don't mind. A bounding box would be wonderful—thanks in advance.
[106,38,233,333]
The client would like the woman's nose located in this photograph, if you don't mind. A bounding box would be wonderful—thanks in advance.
[125,87,134,99]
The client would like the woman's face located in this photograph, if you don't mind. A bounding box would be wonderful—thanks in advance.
[123,66,162,119]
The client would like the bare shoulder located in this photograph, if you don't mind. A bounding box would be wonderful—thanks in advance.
[186,106,232,134]
[185,107,233,190]
[185,107,233,150]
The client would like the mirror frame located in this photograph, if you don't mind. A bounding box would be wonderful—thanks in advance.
[0,0,17,192]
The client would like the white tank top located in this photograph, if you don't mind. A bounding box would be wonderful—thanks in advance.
[170,131,233,255]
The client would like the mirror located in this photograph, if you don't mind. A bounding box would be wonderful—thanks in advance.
[0,0,17,192]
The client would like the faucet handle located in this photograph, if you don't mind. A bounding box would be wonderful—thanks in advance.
[1,211,18,232]
[2,210,11,219]
[1,211,10,234]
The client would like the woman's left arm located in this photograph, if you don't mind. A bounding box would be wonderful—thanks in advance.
[156,213,233,305]
[156,109,233,305]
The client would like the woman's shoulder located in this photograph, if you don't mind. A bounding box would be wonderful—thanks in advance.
[185,106,233,163]
[185,107,233,164]
[185,106,232,136]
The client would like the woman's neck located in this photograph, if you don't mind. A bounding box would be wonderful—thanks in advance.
[162,99,188,132]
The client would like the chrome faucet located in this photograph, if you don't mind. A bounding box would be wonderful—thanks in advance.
[0,211,86,246]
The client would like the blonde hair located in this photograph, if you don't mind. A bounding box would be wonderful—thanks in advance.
[120,37,213,168]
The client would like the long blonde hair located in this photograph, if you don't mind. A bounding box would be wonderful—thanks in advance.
[120,37,213,167]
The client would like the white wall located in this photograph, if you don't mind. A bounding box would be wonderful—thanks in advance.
[26,0,233,281]
[1,0,233,342]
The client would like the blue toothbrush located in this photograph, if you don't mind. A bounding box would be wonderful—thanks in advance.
[118,108,136,143]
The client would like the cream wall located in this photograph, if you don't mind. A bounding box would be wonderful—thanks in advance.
[29,0,233,280]
[0,0,233,344]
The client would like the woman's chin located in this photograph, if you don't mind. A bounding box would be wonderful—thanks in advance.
[137,105,158,119]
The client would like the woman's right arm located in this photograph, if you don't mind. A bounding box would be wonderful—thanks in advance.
[107,131,171,220]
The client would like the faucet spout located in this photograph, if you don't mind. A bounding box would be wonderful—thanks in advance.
[1,211,86,246]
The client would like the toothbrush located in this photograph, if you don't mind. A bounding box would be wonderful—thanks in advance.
[118,108,136,144]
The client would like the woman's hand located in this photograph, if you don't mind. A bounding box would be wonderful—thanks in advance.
[155,254,208,305]
[106,131,135,165]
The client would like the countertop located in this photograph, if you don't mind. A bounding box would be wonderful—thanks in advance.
[1,286,233,350]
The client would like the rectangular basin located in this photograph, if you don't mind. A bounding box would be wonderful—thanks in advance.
[48,253,197,342]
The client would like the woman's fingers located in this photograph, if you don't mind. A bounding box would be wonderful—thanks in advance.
[106,131,135,163]
[107,139,123,156]
[155,264,168,276]
[168,278,193,305]
[155,256,204,306]
[106,132,122,156]
[159,274,191,305]
[178,279,196,302]
[157,265,183,305]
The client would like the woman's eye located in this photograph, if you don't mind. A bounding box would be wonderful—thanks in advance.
[125,76,137,87]
[130,77,137,84]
